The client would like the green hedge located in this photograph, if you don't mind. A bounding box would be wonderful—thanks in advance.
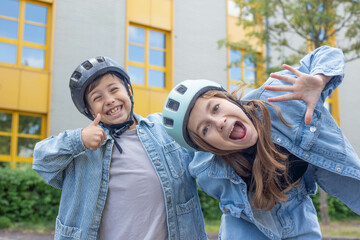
[0,167,358,226]
[0,167,61,224]
[199,187,359,221]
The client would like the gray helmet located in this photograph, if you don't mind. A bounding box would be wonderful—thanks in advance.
[162,79,225,151]
[69,56,134,121]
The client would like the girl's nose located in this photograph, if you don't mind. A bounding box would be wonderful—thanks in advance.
[215,117,226,131]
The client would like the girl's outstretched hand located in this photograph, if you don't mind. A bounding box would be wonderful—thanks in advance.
[264,64,331,125]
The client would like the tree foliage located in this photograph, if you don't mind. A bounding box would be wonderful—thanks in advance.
[220,0,360,79]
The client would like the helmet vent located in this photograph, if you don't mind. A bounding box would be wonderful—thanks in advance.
[166,99,180,111]
[175,85,187,94]
[71,71,82,81]
[82,60,93,70]
[96,56,105,62]
[163,117,174,127]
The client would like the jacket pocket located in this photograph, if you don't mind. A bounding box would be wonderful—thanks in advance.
[55,217,82,240]
[163,141,186,178]
[176,196,206,240]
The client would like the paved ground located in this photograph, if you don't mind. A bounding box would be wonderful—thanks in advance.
[0,231,359,240]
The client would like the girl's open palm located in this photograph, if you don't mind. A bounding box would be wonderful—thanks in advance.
[264,64,330,125]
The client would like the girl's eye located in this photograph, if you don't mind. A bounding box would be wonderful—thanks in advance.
[213,104,219,113]
[202,126,209,136]
[111,87,118,92]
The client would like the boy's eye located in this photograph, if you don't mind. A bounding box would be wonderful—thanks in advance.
[202,125,209,136]
[93,96,101,102]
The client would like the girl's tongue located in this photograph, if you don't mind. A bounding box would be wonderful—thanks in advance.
[230,122,246,140]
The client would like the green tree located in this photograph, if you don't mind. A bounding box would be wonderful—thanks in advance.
[220,0,360,224]
[220,0,360,81]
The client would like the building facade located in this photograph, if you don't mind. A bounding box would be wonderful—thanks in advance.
[0,0,359,168]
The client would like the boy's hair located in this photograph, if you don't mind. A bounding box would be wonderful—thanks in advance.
[188,89,294,211]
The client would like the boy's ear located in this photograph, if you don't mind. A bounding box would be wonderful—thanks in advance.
[85,107,95,117]
[127,84,133,97]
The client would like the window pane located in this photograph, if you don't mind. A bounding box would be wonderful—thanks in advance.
[0,42,17,64]
[18,115,41,135]
[21,47,45,68]
[23,23,46,44]
[230,66,241,81]
[0,0,20,18]
[17,137,40,157]
[244,69,255,84]
[128,45,145,63]
[149,30,165,49]
[128,65,145,85]
[149,49,165,67]
[230,49,241,63]
[25,3,47,24]
[148,69,165,88]
[129,26,145,44]
[0,136,11,155]
[0,112,12,132]
[0,18,18,39]
[228,0,240,17]
[244,55,255,68]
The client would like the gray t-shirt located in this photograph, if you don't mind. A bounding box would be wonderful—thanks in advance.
[99,128,168,240]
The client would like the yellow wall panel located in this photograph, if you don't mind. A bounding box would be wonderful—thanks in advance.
[133,87,151,116]
[151,0,172,30]
[128,0,151,25]
[19,71,49,113]
[0,67,20,109]
[149,90,167,114]
[227,16,262,52]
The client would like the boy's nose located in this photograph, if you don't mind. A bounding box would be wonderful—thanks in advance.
[104,95,115,105]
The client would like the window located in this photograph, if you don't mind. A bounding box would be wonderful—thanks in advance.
[228,49,256,96]
[127,25,168,89]
[227,0,253,21]
[0,0,49,69]
[0,110,45,167]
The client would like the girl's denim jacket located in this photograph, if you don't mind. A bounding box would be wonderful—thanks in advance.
[33,113,207,240]
[190,46,360,239]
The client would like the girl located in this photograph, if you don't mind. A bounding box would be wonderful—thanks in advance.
[162,46,360,239]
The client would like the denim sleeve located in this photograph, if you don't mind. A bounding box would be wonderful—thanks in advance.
[32,128,87,189]
[299,45,345,102]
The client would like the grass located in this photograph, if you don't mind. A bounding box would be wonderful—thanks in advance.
[6,222,55,235]
[205,219,360,238]
[321,220,360,238]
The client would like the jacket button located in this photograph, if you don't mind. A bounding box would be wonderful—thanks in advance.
[276,138,281,142]
[310,126,317,132]
[138,128,143,133]
[336,167,341,172]
[305,154,309,158]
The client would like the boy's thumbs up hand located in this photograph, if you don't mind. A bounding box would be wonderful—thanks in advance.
[81,113,107,150]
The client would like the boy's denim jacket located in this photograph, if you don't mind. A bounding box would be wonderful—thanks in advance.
[33,113,207,240]
[190,46,360,239]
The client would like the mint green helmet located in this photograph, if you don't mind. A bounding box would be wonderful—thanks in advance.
[162,79,225,150]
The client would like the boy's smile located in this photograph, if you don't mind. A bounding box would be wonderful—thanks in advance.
[86,74,135,129]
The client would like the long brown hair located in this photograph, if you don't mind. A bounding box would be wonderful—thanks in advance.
[188,90,293,211]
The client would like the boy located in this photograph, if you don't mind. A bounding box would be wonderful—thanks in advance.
[33,56,207,240]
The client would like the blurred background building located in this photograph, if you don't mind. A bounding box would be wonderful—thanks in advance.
[0,0,359,168]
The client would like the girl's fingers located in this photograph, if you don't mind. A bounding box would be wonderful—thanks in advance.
[267,93,296,102]
[270,73,296,84]
[282,64,301,77]
[264,85,293,92]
